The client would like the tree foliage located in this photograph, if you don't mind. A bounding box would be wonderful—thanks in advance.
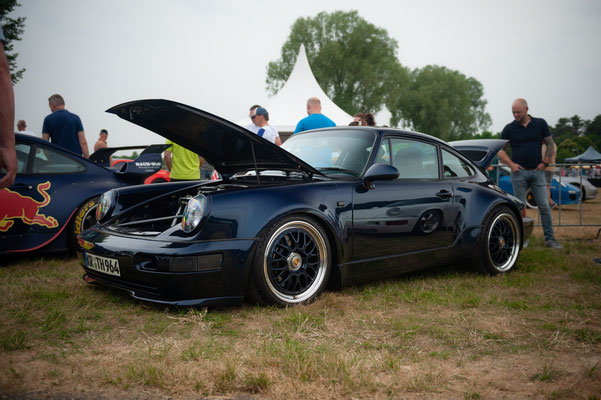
[551,114,601,161]
[266,10,404,115]
[0,0,26,84]
[386,65,491,141]
[268,11,491,139]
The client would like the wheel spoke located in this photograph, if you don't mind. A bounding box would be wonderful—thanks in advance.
[487,213,518,270]
[264,221,328,301]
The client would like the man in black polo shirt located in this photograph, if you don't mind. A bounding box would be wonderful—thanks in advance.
[497,98,561,249]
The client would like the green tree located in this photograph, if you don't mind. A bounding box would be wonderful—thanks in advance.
[556,138,580,162]
[570,115,584,136]
[386,65,491,141]
[551,117,571,139]
[572,136,595,153]
[584,115,601,150]
[472,131,498,139]
[0,0,26,84]
[266,10,405,115]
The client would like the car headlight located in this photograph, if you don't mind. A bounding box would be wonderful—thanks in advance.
[182,195,208,233]
[96,190,116,222]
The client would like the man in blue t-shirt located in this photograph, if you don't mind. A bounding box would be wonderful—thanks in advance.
[497,98,560,249]
[42,94,89,158]
[293,97,336,134]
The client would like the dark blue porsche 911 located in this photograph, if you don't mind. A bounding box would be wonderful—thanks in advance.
[77,99,533,307]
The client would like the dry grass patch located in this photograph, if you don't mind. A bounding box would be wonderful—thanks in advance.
[2,200,601,399]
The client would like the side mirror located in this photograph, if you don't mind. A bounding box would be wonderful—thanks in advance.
[363,163,399,189]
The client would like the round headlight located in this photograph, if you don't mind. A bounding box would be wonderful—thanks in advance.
[182,195,208,233]
[96,190,116,222]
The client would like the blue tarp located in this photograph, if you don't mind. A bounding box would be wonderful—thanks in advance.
[565,146,601,162]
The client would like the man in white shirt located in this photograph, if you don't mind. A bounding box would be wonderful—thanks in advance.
[250,107,281,146]
[15,119,37,136]
[245,104,261,134]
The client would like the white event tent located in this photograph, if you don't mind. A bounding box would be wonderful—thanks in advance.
[236,44,353,137]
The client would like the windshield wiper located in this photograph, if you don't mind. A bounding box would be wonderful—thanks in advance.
[317,167,360,176]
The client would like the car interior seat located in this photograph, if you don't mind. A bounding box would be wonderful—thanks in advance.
[394,147,424,178]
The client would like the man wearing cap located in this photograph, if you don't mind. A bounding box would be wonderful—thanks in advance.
[250,107,281,146]
[293,97,336,134]
[246,104,261,134]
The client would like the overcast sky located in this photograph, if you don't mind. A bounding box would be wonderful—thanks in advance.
[9,0,601,148]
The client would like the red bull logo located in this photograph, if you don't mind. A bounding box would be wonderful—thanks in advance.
[0,181,58,232]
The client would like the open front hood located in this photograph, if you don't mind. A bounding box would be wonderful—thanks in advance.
[106,99,321,177]
[449,139,508,169]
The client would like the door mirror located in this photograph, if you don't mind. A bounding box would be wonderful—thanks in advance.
[363,163,399,189]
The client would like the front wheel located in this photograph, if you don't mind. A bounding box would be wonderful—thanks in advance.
[69,196,99,251]
[247,216,331,306]
[476,206,521,275]
[525,189,538,208]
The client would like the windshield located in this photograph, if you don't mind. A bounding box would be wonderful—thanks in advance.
[282,129,377,177]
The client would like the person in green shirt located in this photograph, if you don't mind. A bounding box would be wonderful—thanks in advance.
[164,140,204,181]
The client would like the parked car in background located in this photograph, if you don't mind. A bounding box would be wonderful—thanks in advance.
[77,99,533,307]
[496,166,580,208]
[556,174,597,201]
[0,134,165,254]
[450,140,581,209]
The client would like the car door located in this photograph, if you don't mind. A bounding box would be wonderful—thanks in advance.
[0,140,86,252]
[352,137,458,267]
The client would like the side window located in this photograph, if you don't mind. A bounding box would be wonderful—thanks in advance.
[442,149,476,178]
[15,143,31,173]
[387,138,439,179]
[32,146,86,174]
[374,138,391,164]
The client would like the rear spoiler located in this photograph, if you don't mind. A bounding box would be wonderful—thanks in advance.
[449,139,508,169]
[90,144,170,179]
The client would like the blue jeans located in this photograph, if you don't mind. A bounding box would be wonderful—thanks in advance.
[511,169,555,241]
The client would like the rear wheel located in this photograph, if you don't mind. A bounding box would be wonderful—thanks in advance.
[247,216,331,306]
[69,197,99,251]
[476,206,521,275]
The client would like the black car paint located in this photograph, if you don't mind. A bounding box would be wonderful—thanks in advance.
[77,100,530,306]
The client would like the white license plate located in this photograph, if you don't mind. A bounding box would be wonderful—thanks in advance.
[86,253,121,277]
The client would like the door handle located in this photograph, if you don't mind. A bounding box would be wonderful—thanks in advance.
[436,190,453,199]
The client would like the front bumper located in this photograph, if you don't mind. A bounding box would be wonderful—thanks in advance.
[77,229,257,306]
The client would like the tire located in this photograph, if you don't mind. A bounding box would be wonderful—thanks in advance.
[476,206,521,275]
[576,185,586,201]
[525,189,538,208]
[247,216,331,306]
[69,196,100,251]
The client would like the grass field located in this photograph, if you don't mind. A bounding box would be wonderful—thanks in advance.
[1,201,601,399]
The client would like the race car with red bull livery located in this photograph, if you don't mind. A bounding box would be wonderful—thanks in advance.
[0,133,167,254]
